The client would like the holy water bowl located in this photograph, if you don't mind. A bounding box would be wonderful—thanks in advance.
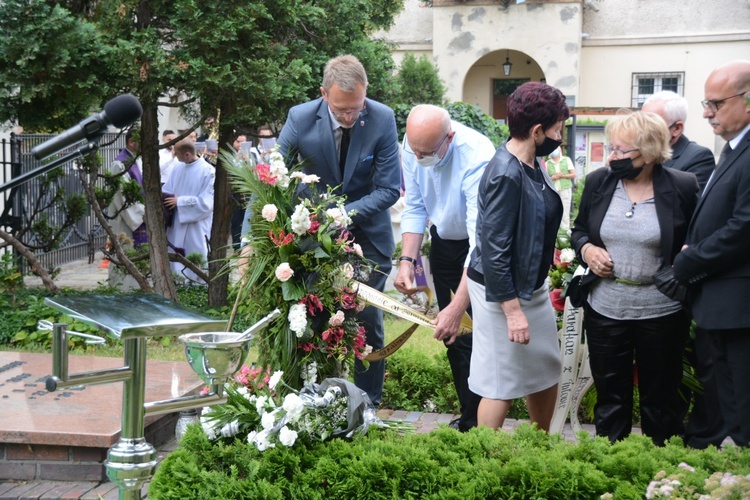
[179,332,251,386]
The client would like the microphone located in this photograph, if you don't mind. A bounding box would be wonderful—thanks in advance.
[31,94,143,160]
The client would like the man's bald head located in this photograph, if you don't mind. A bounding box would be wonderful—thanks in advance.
[406,105,453,158]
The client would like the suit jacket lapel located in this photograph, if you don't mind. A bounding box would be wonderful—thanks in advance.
[316,103,342,184]
[695,137,747,216]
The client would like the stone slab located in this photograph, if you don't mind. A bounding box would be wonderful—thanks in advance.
[0,352,203,449]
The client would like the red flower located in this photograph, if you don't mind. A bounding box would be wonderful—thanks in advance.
[269,229,294,246]
[339,292,358,310]
[255,163,277,185]
[309,215,320,234]
[550,288,565,312]
[302,294,324,316]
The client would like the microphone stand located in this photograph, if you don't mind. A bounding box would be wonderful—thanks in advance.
[0,139,101,193]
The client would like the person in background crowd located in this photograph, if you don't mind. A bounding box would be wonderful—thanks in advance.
[159,129,177,186]
[394,104,495,432]
[163,140,215,284]
[673,60,750,448]
[467,82,567,432]
[643,91,715,191]
[110,128,147,247]
[545,146,576,230]
[230,132,249,249]
[572,111,699,445]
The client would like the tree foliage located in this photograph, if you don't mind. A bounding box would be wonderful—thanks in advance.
[0,0,404,305]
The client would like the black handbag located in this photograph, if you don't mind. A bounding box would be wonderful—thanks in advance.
[653,266,687,302]
[566,267,597,308]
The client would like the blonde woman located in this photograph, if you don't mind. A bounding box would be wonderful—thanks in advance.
[571,111,699,445]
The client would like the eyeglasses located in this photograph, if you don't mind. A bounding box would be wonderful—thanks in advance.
[701,92,747,113]
[667,121,679,130]
[604,145,639,158]
[328,102,366,120]
[404,133,450,158]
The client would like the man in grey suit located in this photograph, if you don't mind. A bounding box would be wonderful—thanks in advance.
[276,54,401,405]
[643,91,715,191]
[673,60,750,447]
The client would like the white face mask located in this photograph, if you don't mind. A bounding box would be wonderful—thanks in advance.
[416,154,440,167]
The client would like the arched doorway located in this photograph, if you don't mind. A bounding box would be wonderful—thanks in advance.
[462,49,544,123]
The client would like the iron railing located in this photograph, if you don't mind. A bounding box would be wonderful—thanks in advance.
[1,133,125,272]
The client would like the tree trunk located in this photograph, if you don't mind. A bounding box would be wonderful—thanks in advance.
[141,104,177,300]
[0,229,59,294]
[207,99,237,308]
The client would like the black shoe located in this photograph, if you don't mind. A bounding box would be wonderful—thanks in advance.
[449,418,462,431]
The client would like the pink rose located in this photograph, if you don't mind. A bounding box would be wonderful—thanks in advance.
[329,310,345,327]
[261,204,278,222]
[275,263,294,282]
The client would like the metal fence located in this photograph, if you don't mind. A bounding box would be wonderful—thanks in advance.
[1,132,126,272]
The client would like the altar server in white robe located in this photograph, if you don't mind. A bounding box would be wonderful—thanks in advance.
[163,139,215,284]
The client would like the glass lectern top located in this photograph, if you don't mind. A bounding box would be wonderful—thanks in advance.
[45,293,227,339]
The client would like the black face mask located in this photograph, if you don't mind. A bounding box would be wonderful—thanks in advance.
[609,157,643,180]
[535,136,563,157]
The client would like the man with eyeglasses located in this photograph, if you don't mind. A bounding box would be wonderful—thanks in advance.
[673,60,750,448]
[394,104,496,432]
[643,91,715,191]
[260,54,401,406]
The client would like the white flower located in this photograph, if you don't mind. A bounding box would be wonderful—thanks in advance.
[301,361,318,385]
[269,370,284,391]
[253,430,275,451]
[261,410,277,430]
[279,426,298,447]
[200,411,219,440]
[351,243,363,257]
[326,207,347,228]
[339,262,354,280]
[302,174,320,184]
[288,303,308,338]
[291,204,312,235]
[246,430,258,444]
[282,393,305,421]
[559,248,576,263]
[678,462,695,473]
[261,204,278,222]
[255,395,268,413]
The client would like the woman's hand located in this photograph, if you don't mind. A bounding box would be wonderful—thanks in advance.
[584,244,614,278]
[506,309,529,344]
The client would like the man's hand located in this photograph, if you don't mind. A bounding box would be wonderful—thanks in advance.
[393,261,418,296]
[163,196,177,209]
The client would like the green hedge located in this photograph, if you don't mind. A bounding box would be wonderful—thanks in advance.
[149,424,750,499]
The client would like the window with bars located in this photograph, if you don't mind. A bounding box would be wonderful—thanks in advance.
[631,72,684,108]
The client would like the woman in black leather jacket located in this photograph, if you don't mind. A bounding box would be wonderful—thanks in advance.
[466,82,567,431]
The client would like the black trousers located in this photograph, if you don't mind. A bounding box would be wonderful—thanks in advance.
[682,328,728,449]
[429,226,481,431]
[697,327,750,447]
[584,305,689,445]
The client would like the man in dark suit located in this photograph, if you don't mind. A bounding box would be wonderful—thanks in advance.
[673,60,750,447]
[643,91,715,191]
[276,54,401,405]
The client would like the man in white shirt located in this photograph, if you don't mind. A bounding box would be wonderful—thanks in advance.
[159,129,177,185]
[394,104,496,432]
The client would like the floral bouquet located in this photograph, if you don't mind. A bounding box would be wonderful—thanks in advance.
[200,366,401,451]
[223,148,372,391]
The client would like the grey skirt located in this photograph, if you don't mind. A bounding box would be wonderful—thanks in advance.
[467,280,561,400]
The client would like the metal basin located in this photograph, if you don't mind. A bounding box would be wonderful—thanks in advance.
[179,332,251,385]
